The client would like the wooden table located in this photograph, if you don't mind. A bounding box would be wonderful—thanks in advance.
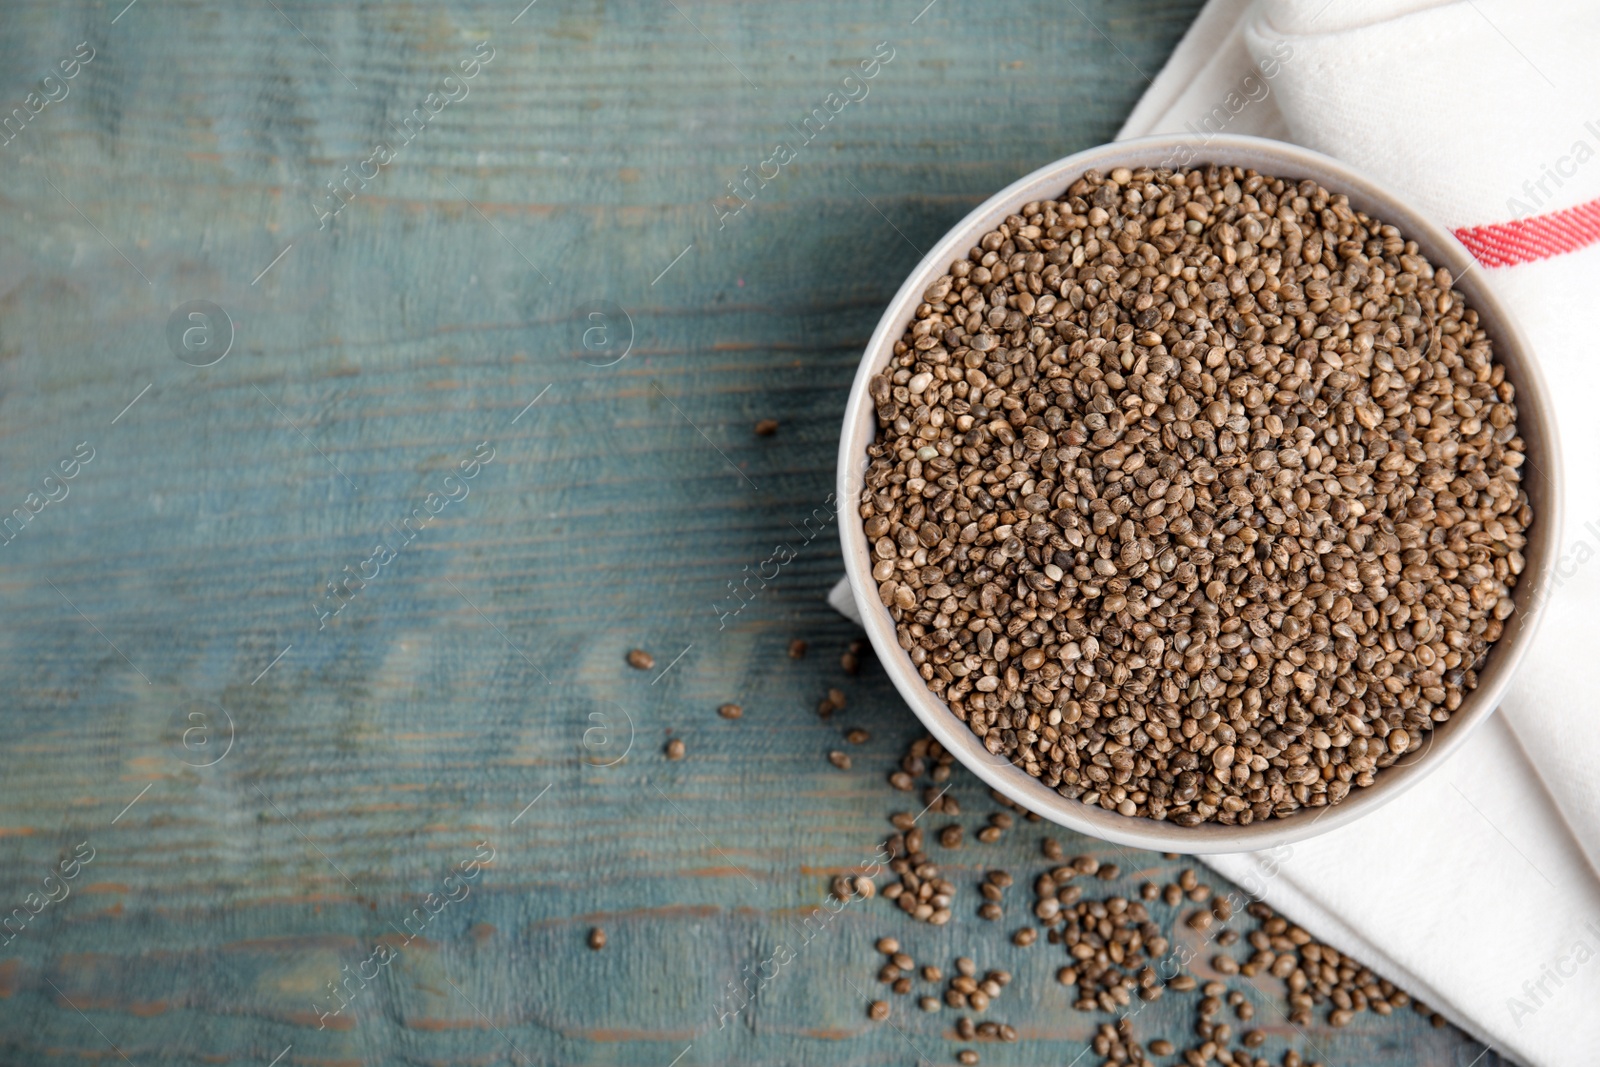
[0,0,1502,1063]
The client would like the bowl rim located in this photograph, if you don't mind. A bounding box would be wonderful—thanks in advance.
[836,132,1564,854]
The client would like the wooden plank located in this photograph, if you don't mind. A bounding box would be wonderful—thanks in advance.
[0,0,1502,1063]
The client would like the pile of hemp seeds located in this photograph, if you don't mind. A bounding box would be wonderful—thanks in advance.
[859,163,1531,827]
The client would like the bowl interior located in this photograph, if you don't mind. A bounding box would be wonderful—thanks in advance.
[836,133,1563,854]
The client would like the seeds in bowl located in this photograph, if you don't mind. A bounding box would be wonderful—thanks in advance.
[860,163,1530,826]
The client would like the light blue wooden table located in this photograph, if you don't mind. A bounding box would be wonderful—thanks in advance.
[0,0,1503,1063]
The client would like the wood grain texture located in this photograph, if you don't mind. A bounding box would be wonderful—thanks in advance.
[0,0,1503,1064]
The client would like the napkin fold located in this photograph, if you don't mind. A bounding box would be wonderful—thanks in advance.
[1131,2,1600,1062]
[835,2,1600,1060]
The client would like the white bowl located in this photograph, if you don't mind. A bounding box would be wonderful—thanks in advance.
[837,134,1563,853]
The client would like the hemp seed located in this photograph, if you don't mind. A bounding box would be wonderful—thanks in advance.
[863,164,1529,826]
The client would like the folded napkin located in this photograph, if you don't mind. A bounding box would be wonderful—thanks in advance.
[832,1,1600,1061]
[1118,1,1600,1062]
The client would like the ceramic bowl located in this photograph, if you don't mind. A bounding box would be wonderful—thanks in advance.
[836,133,1562,853]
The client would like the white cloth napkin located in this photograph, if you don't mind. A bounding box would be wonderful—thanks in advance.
[1118,2,1600,1063]
[833,2,1600,1059]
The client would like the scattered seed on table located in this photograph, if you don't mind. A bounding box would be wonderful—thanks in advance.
[1012,928,1037,947]
[956,957,976,977]
[879,963,900,983]
[846,728,870,744]
[919,995,941,1012]
[892,977,912,995]
[664,738,685,760]
[1163,884,1183,907]
[889,812,916,831]
[940,824,964,848]
[1150,1039,1175,1056]
[788,638,807,659]
[717,702,743,719]
[868,999,889,1021]
[625,649,654,670]
[833,875,855,900]
[827,687,846,709]
[1141,881,1160,901]
[829,750,852,770]
[1243,1029,1266,1048]
[754,418,779,437]
[978,903,1002,921]
[1188,910,1214,931]
[956,1016,977,1039]
[854,875,876,899]
[976,826,1002,844]
[587,927,606,950]
[1097,863,1121,881]
[957,1051,979,1066]
[1042,837,1064,861]
[876,936,900,954]
[922,964,942,982]
[1214,954,1240,975]
[1168,974,1197,992]
[889,771,915,791]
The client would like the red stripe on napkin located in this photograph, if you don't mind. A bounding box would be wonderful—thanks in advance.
[1454,197,1600,268]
